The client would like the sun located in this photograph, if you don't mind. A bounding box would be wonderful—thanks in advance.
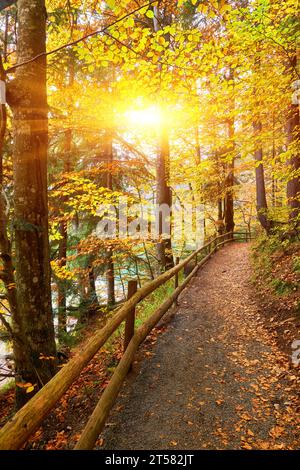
[124,105,162,129]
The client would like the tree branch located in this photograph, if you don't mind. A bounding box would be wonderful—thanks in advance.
[5,1,160,74]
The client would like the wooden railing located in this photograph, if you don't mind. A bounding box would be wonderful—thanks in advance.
[0,231,251,450]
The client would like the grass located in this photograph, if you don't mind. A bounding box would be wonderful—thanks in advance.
[0,379,14,395]
[252,232,299,297]
[135,275,183,328]
[271,278,294,296]
[293,256,300,274]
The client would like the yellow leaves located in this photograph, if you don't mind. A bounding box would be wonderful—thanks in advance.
[16,382,37,394]
[145,9,154,19]
[124,16,135,28]
[106,0,116,10]
[51,261,75,281]
[197,3,209,16]
[130,31,140,40]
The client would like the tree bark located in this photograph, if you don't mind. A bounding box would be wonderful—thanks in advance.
[224,117,235,232]
[286,54,300,225]
[103,128,115,306]
[152,6,174,271]
[57,220,67,338]
[8,0,56,408]
[156,128,174,271]
[224,68,235,233]
[253,119,270,233]
[57,58,74,337]
[252,52,271,234]
[0,56,20,345]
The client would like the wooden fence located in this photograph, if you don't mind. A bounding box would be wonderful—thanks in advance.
[0,231,251,450]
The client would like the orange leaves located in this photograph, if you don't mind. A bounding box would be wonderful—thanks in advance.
[239,412,252,422]
[39,354,56,361]
[216,399,224,406]
[45,430,68,450]
[269,426,285,439]
[241,442,252,450]
[16,382,37,394]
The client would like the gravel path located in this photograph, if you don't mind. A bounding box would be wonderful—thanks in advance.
[100,243,300,450]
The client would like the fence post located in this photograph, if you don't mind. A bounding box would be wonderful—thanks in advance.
[174,257,180,306]
[124,279,138,353]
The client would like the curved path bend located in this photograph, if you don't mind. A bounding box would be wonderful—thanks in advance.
[100,243,300,450]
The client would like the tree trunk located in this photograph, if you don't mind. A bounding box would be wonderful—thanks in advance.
[224,120,235,232]
[57,57,74,337]
[152,7,174,271]
[156,128,174,271]
[0,56,20,346]
[286,54,300,224]
[9,0,56,408]
[224,68,235,233]
[217,198,224,234]
[103,128,115,306]
[194,126,201,164]
[57,220,67,338]
[253,119,270,233]
[57,127,72,338]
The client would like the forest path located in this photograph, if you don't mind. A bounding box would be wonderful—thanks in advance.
[99,243,300,450]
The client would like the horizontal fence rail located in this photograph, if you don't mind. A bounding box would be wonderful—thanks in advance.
[0,231,251,450]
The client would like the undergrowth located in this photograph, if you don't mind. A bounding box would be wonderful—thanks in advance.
[252,231,300,298]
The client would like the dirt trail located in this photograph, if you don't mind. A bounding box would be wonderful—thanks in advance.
[99,243,300,450]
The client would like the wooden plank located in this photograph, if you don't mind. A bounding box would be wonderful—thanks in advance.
[174,256,180,306]
[124,280,138,353]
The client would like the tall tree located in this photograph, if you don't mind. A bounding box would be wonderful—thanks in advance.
[7,0,56,408]
[153,5,174,271]
[286,53,300,226]
[156,127,174,270]
[103,127,115,306]
[224,69,235,233]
